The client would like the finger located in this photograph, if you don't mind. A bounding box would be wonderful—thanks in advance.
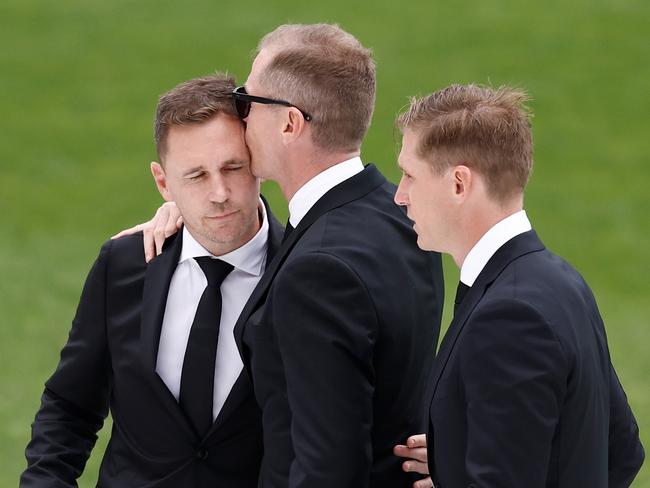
[146,204,170,257]
[405,447,428,463]
[164,208,180,238]
[393,444,410,458]
[111,224,143,240]
[413,477,433,488]
[407,434,427,448]
[394,444,428,463]
[143,224,155,263]
[402,460,429,475]
[153,227,166,257]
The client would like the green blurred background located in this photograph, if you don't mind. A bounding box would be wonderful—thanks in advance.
[2,0,648,485]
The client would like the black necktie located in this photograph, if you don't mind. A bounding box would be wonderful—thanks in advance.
[179,257,233,437]
[454,281,470,315]
[282,219,295,243]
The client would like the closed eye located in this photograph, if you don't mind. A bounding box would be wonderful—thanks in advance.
[186,171,206,180]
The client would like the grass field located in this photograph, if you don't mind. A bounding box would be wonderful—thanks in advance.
[1,0,648,485]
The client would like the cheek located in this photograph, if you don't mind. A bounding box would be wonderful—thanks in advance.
[229,174,259,199]
[413,186,439,222]
[245,116,262,140]
[409,184,424,213]
[179,184,209,208]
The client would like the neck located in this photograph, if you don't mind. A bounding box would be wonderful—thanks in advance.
[451,198,523,269]
[278,149,360,201]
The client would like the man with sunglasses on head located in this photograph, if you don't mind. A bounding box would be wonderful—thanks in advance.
[21,74,285,488]
[127,23,444,488]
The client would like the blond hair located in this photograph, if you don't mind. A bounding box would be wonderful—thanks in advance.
[398,84,534,202]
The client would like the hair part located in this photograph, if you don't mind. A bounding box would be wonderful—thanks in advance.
[256,23,376,153]
[397,84,534,203]
[154,73,238,162]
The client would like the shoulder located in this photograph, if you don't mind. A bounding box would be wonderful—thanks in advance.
[301,190,416,254]
[94,231,147,276]
[277,250,365,287]
[105,231,144,255]
[273,251,373,308]
[460,297,570,381]
[491,246,600,331]
[465,297,568,357]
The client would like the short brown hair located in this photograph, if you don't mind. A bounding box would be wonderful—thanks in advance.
[257,24,375,153]
[397,84,533,202]
[154,73,238,161]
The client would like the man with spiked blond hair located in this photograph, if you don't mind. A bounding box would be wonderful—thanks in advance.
[393,84,644,487]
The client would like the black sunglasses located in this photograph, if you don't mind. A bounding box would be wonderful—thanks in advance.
[232,86,312,122]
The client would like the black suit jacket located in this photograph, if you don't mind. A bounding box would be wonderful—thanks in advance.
[21,203,284,488]
[427,230,644,488]
[234,164,445,487]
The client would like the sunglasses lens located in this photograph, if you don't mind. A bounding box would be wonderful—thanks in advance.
[233,86,251,119]
[235,98,250,119]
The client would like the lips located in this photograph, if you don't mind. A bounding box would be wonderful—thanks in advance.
[206,210,238,220]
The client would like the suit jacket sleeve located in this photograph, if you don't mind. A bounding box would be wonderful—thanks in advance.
[20,241,113,487]
[459,299,568,488]
[608,363,644,487]
[273,251,377,488]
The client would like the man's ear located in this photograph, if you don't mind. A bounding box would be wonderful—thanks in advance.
[452,164,473,199]
[150,162,172,201]
[281,108,307,146]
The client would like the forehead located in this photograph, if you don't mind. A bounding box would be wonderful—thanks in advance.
[246,47,281,90]
[165,115,248,164]
[247,49,270,84]
[398,130,422,163]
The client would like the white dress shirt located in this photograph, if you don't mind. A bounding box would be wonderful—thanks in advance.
[288,156,365,227]
[460,210,532,287]
[156,200,269,420]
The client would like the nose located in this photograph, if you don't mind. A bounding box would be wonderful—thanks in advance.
[208,175,229,203]
[394,176,409,207]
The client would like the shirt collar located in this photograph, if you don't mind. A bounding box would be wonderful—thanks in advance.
[460,210,532,287]
[288,156,364,228]
[179,198,269,276]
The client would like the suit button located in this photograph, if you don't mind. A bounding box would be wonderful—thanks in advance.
[196,448,208,460]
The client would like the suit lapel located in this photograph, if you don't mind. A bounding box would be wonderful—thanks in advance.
[206,199,283,438]
[427,231,546,408]
[233,164,386,353]
[139,231,196,439]
[141,231,183,370]
[206,369,253,437]
[233,197,284,354]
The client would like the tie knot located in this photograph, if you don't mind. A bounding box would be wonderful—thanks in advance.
[195,257,234,288]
